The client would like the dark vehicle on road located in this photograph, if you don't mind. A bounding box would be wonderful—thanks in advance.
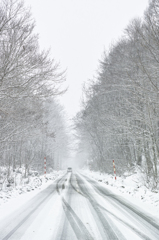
[67,167,72,172]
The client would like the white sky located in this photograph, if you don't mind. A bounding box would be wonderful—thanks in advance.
[26,0,149,118]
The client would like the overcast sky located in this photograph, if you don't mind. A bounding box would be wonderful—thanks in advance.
[26,0,149,118]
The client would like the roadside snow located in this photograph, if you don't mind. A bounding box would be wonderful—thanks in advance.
[1,167,159,223]
[0,170,64,207]
[82,169,159,219]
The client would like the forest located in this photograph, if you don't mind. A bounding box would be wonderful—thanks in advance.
[0,0,69,187]
[75,0,159,189]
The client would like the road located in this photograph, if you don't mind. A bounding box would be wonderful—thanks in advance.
[0,172,159,240]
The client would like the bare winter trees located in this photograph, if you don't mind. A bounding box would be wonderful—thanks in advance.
[0,0,68,180]
[75,0,159,189]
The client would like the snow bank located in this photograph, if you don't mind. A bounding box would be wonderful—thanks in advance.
[82,169,159,218]
[0,169,64,206]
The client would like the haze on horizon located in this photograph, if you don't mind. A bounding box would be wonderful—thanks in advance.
[26,0,149,118]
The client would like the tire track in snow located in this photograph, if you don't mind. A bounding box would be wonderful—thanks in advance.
[94,191,159,240]
[98,203,154,240]
[57,173,94,240]
[56,173,67,195]
[62,197,94,240]
[1,175,65,240]
[76,174,126,240]
[83,174,159,234]
[79,173,159,240]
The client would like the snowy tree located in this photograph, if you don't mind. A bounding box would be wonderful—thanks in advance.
[75,0,159,188]
[0,0,68,181]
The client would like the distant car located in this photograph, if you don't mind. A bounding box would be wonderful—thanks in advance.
[67,167,72,172]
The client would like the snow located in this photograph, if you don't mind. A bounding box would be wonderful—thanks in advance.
[19,194,63,240]
[0,170,64,221]
[76,172,158,240]
[81,169,159,219]
[0,166,159,239]
[1,167,159,220]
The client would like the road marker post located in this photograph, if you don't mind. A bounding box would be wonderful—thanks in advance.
[44,157,46,177]
[113,160,116,180]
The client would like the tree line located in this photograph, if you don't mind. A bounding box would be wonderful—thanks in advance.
[0,0,69,180]
[75,0,159,189]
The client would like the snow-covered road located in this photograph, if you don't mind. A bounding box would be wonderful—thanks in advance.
[0,172,159,240]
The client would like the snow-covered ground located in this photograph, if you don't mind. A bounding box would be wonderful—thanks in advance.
[82,169,159,218]
[1,167,159,221]
[0,170,64,206]
[0,168,159,239]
